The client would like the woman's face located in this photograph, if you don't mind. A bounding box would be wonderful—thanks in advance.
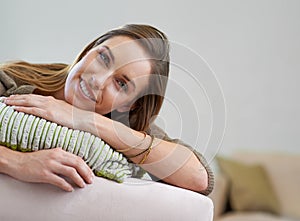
[64,36,152,115]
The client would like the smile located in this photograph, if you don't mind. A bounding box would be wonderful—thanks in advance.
[79,79,96,102]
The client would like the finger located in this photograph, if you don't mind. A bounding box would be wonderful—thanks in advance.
[11,94,48,104]
[56,164,87,188]
[45,173,74,192]
[9,94,39,99]
[60,153,94,184]
[4,95,42,107]
[67,158,94,184]
[10,106,47,118]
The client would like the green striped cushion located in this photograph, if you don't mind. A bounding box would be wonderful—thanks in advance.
[0,100,142,182]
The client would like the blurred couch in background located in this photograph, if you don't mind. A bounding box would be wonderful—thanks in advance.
[209,152,300,221]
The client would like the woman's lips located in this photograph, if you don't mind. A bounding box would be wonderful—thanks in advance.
[79,79,96,102]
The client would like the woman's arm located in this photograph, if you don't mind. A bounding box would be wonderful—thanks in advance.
[0,145,94,191]
[80,112,209,193]
[4,94,212,194]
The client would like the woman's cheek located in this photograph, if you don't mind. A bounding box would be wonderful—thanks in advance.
[68,61,84,78]
[102,90,121,113]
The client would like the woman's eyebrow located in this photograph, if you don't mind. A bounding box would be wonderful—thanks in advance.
[103,45,115,64]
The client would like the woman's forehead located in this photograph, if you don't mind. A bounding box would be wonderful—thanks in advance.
[102,36,150,66]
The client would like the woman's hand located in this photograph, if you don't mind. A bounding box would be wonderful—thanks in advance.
[3,94,86,130]
[1,146,94,192]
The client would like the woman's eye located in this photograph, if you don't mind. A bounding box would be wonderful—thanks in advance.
[99,52,110,67]
[116,79,128,92]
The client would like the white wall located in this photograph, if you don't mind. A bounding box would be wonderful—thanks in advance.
[1,0,299,162]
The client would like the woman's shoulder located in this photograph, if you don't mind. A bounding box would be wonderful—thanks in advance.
[0,70,35,96]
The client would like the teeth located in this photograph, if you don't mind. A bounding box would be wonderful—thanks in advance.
[80,80,95,101]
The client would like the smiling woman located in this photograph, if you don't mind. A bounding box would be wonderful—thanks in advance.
[0,24,213,195]
[64,36,152,116]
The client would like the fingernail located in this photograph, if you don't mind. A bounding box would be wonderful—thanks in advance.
[89,175,94,183]
[68,187,74,192]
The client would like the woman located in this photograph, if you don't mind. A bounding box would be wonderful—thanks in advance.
[0,24,213,195]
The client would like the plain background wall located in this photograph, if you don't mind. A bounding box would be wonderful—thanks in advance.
[1,0,299,164]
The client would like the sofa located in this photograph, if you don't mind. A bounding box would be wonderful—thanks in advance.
[0,173,214,221]
[209,152,300,221]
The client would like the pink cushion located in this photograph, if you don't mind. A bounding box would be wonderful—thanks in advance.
[0,174,213,221]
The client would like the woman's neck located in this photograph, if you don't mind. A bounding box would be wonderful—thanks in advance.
[52,88,65,100]
[33,88,65,100]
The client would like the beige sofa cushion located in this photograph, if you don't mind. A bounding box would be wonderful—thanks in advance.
[216,212,297,221]
[231,152,300,220]
[217,157,280,214]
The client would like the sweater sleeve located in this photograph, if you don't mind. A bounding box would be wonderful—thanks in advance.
[0,70,36,96]
[147,124,214,195]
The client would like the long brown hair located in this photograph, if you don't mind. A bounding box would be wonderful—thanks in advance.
[0,24,170,131]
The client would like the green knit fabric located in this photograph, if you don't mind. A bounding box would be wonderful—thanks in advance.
[0,99,141,182]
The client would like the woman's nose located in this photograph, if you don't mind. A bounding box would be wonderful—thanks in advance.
[89,73,111,91]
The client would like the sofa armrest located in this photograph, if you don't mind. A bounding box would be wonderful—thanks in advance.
[0,174,213,221]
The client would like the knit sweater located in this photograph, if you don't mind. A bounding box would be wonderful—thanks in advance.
[0,70,214,195]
